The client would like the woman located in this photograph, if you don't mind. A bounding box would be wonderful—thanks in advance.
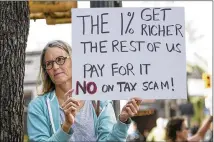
[27,40,142,142]
[165,116,213,142]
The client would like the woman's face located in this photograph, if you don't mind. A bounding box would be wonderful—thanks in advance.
[177,121,189,141]
[44,47,72,85]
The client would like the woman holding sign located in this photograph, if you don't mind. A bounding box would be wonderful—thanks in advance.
[27,40,142,142]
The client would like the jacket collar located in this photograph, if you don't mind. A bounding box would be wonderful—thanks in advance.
[46,90,61,133]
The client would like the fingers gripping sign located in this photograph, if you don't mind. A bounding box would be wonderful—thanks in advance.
[119,97,142,123]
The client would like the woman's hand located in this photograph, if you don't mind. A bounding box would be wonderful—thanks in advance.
[61,89,80,133]
[119,97,142,123]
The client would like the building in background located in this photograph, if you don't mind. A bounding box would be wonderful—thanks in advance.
[23,51,41,138]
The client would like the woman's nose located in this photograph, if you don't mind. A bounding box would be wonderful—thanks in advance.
[52,62,60,70]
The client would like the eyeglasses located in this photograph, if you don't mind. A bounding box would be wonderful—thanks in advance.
[44,56,70,70]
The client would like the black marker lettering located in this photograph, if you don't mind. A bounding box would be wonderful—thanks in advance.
[101,13,110,34]
[153,8,160,21]
[99,40,107,53]
[140,64,151,75]
[91,15,99,34]
[126,63,135,76]
[112,40,119,52]
[117,82,126,92]
[141,8,152,21]
[120,40,128,52]
[175,24,183,37]
[160,8,171,21]
[76,15,90,35]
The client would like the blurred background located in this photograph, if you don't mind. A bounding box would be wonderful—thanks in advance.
[23,1,212,141]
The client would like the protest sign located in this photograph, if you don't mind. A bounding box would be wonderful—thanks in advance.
[72,7,186,100]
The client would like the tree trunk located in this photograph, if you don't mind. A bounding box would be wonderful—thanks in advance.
[0,1,29,142]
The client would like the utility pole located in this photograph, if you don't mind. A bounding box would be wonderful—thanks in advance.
[90,1,122,119]
[90,1,122,8]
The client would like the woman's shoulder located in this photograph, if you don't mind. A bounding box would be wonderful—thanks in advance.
[28,91,52,110]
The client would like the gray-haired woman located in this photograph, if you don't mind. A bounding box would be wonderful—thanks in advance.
[27,40,142,142]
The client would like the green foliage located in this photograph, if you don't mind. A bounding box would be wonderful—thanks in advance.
[189,96,205,126]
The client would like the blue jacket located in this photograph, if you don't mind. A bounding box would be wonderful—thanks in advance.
[27,90,131,142]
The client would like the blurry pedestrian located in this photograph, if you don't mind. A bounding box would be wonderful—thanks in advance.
[190,125,199,136]
[146,117,167,142]
[203,121,213,142]
[142,129,149,141]
[165,115,213,142]
[127,121,144,142]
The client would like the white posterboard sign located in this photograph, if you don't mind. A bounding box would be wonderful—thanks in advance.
[72,7,186,100]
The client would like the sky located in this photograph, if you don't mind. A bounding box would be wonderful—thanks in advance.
[26,1,212,73]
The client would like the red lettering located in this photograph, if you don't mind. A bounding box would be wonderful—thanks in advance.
[87,82,97,94]
[75,81,97,95]
[75,81,86,95]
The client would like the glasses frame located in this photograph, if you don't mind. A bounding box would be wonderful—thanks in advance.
[44,56,70,70]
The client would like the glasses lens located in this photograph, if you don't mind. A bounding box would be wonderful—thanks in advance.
[45,61,53,70]
[56,56,65,65]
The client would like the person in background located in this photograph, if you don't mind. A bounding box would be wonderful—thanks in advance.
[146,117,167,142]
[127,121,144,142]
[142,129,149,142]
[203,121,213,142]
[190,124,199,136]
[165,115,213,142]
[27,40,142,142]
